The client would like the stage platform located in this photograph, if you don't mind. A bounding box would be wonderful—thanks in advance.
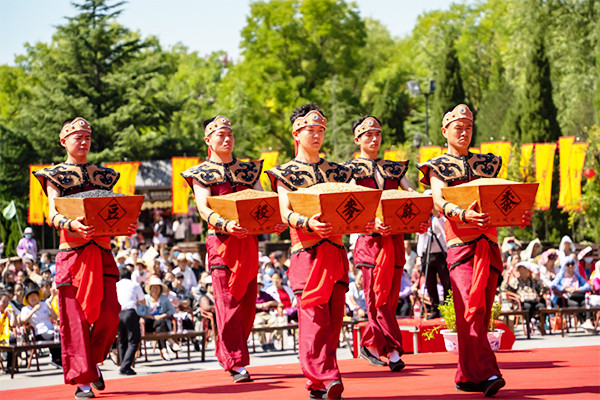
[2,345,598,399]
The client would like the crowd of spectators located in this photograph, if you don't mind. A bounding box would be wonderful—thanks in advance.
[2,225,600,374]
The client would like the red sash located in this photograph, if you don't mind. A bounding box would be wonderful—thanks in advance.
[291,228,346,308]
[373,235,395,308]
[217,236,259,301]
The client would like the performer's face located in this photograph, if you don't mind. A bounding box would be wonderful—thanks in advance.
[442,119,472,151]
[294,125,324,153]
[61,132,91,158]
[206,128,234,154]
[354,130,381,154]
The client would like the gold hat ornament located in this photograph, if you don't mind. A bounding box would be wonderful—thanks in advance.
[292,110,327,133]
[204,116,232,138]
[442,104,473,128]
[353,117,381,138]
[60,117,91,139]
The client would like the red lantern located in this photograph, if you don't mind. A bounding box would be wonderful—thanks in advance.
[584,168,596,179]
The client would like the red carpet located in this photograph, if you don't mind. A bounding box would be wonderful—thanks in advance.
[2,346,598,399]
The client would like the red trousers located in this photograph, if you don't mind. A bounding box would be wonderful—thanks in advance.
[361,266,404,355]
[296,283,346,391]
[58,277,120,385]
[211,268,257,371]
[450,262,501,384]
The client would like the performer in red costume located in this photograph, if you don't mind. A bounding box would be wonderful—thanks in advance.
[34,117,137,399]
[345,116,428,371]
[182,115,285,383]
[417,105,531,397]
[266,104,374,400]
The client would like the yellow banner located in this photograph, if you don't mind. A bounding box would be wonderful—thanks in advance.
[534,143,557,210]
[384,149,401,161]
[418,146,444,190]
[481,141,511,179]
[557,136,574,209]
[259,151,279,192]
[171,157,201,215]
[470,147,481,154]
[29,165,52,225]
[520,143,535,181]
[104,162,140,195]
[567,142,588,211]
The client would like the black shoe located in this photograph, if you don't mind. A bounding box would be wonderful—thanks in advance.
[326,380,344,400]
[229,369,252,383]
[456,381,483,392]
[74,388,95,399]
[389,358,406,372]
[359,347,387,367]
[309,389,327,399]
[483,377,505,397]
[119,368,137,376]
[261,344,270,352]
[194,341,201,352]
[91,370,105,391]
[427,310,441,320]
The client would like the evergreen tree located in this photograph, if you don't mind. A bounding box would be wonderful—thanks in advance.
[519,31,561,143]
[430,32,465,146]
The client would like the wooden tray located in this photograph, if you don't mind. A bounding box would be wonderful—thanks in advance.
[288,187,382,235]
[441,178,538,227]
[207,190,281,234]
[55,195,144,236]
[376,190,433,234]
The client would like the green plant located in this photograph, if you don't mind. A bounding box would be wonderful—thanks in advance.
[437,290,502,332]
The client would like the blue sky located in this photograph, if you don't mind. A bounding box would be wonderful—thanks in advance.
[0,0,457,65]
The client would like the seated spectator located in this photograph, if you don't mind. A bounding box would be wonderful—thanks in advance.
[39,279,53,300]
[520,238,542,262]
[12,282,25,311]
[172,273,188,301]
[404,240,417,277]
[137,276,179,361]
[19,285,62,368]
[261,262,276,289]
[551,256,593,327]
[538,250,559,287]
[131,260,149,288]
[39,252,56,277]
[346,270,366,319]
[502,261,547,322]
[115,251,129,268]
[557,236,576,265]
[0,290,20,373]
[40,267,52,282]
[396,269,412,317]
[195,295,216,336]
[16,269,28,285]
[172,253,197,295]
[254,276,279,351]
[265,271,297,322]
[190,253,204,280]
[174,300,195,332]
[577,246,594,279]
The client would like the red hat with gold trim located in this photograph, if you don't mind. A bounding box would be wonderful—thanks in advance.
[204,116,232,138]
[60,117,91,139]
[353,117,381,138]
[442,104,473,128]
[292,110,327,133]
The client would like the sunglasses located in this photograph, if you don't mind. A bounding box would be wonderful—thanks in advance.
[566,263,575,266]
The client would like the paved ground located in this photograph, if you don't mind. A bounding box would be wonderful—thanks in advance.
[2,323,598,391]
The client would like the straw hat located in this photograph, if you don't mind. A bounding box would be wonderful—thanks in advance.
[145,275,168,294]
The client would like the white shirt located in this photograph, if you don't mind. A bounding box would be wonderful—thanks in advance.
[21,302,54,336]
[131,269,149,286]
[417,216,447,256]
[116,278,145,311]
[172,266,197,293]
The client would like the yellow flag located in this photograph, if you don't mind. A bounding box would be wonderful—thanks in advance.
[259,151,279,191]
[384,149,401,161]
[171,157,201,215]
[567,142,588,211]
[557,136,574,209]
[105,162,141,195]
[29,165,52,225]
[470,147,481,154]
[520,144,535,181]
[534,143,557,210]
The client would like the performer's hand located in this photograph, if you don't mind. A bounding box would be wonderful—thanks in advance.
[274,224,288,235]
[417,219,431,234]
[226,220,248,239]
[72,216,95,239]
[519,209,533,229]
[373,218,391,236]
[465,201,490,229]
[127,223,138,236]
[308,213,332,238]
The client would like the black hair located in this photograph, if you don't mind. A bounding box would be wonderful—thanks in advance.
[0,290,9,299]
[40,279,52,288]
[202,117,217,130]
[272,271,283,279]
[351,116,382,136]
[120,267,132,280]
[289,103,325,125]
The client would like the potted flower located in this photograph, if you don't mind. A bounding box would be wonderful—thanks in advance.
[438,291,504,354]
